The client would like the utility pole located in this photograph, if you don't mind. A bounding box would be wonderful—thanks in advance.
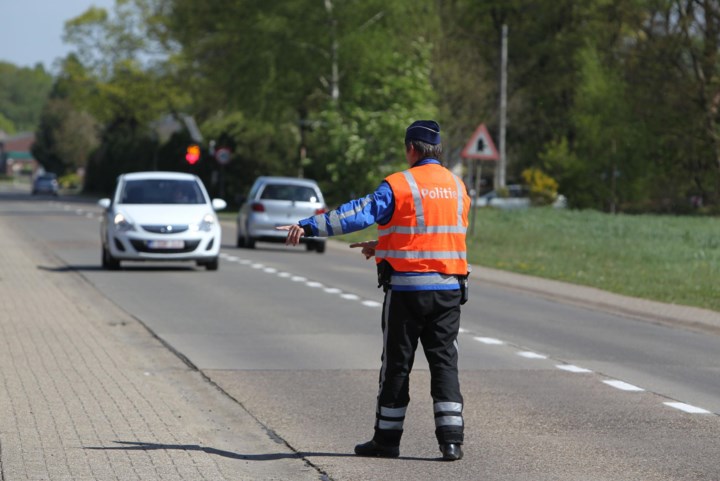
[496,23,508,189]
[325,0,340,103]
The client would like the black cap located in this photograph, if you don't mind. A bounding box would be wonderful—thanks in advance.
[405,120,441,145]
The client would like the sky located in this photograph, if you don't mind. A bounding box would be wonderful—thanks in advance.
[0,0,115,71]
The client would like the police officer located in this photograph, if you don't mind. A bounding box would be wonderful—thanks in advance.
[279,120,469,461]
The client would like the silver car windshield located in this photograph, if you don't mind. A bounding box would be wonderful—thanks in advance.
[120,179,205,204]
[260,184,319,202]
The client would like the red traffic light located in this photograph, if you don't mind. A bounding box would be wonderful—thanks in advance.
[185,144,201,164]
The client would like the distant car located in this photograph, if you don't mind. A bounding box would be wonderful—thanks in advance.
[475,185,530,209]
[474,184,567,209]
[236,176,327,253]
[32,173,59,196]
[97,171,226,270]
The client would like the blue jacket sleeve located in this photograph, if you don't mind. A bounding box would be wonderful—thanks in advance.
[299,181,394,237]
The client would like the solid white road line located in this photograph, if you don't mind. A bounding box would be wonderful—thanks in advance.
[603,380,645,392]
[663,402,712,414]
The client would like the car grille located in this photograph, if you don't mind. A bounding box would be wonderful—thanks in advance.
[141,224,189,234]
[130,239,200,253]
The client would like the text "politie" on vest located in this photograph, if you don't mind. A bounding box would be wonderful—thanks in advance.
[420,187,459,200]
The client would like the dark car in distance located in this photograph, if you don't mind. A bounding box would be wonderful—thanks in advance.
[32,173,59,196]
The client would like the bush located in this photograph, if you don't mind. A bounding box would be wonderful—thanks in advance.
[522,168,559,206]
[59,173,82,190]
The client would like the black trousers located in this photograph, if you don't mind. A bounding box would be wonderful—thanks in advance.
[373,288,464,446]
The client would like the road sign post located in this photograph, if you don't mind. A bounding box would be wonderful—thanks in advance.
[214,147,232,198]
[461,124,499,236]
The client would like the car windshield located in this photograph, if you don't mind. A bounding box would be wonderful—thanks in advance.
[37,174,56,181]
[260,184,319,202]
[119,179,205,204]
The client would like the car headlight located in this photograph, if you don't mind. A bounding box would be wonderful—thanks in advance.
[190,213,216,232]
[113,212,135,232]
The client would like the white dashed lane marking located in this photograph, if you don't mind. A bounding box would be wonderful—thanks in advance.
[556,364,593,373]
[219,253,381,309]
[473,337,505,345]
[603,380,645,392]
[664,402,711,414]
[466,329,714,416]
[517,351,548,359]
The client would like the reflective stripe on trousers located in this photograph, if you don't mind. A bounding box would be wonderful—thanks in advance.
[376,405,407,431]
[434,401,463,428]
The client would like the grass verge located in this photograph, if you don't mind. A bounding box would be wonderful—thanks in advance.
[334,208,719,312]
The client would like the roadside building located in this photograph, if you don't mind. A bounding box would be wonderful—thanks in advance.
[0,131,38,177]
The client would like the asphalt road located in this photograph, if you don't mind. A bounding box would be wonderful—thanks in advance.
[3,187,719,481]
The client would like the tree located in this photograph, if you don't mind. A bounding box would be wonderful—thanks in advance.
[626,0,720,209]
[165,0,441,203]
[56,0,191,192]
[307,37,438,202]
[32,98,100,175]
[0,62,53,132]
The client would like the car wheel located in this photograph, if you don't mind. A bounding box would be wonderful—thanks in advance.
[305,242,314,251]
[204,257,219,271]
[246,237,256,249]
[315,242,326,254]
[102,246,121,270]
[236,235,246,248]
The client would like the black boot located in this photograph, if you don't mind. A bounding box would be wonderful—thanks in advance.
[354,440,400,458]
[439,443,463,461]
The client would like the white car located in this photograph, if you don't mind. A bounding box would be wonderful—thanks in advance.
[98,171,226,270]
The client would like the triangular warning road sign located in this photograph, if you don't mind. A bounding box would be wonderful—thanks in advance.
[461,124,499,160]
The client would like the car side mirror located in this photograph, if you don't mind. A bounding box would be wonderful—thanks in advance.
[98,198,111,209]
[212,198,227,211]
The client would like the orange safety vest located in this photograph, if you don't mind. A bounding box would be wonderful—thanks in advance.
[376,163,470,275]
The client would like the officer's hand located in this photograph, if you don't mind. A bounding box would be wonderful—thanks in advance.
[276,224,304,246]
[349,240,378,260]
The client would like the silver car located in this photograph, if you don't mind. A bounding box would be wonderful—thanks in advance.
[236,176,327,253]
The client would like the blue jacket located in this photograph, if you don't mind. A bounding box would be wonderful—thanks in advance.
[299,159,461,291]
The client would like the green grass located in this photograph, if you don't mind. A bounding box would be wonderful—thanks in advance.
[334,208,720,312]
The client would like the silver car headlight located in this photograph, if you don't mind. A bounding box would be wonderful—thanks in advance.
[113,212,136,232]
[190,213,216,232]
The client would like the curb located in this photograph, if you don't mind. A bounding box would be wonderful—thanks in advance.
[469,264,720,335]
